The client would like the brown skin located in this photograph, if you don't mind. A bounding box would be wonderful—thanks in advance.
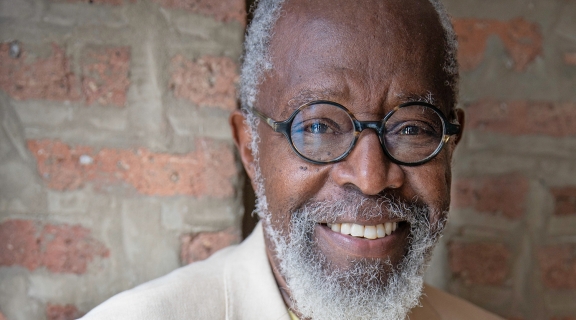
[230,0,465,315]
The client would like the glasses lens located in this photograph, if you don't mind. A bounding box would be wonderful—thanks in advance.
[383,104,444,163]
[290,103,355,162]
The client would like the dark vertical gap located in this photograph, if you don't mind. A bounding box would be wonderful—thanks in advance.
[246,0,257,24]
[241,170,258,239]
[241,0,259,239]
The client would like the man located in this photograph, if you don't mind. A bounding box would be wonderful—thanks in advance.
[83,0,502,319]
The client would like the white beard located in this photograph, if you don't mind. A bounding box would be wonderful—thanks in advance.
[255,187,446,320]
[249,132,446,320]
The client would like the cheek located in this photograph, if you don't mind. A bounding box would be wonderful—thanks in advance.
[404,155,452,217]
[257,132,327,233]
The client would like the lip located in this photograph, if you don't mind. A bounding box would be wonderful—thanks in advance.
[320,218,405,225]
[314,222,409,259]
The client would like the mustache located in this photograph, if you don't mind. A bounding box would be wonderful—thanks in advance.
[292,191,427,224]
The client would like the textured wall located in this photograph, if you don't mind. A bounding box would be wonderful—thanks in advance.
[0,0,245,319]
[1,0,576,320]
[424,1,576,320]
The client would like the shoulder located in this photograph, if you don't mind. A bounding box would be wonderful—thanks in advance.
[81,245,237,320]
[81,223,287,320]
[418,284,504,320]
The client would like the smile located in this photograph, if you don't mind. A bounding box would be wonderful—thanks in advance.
[327,222,399,240]
[315,221,409,259]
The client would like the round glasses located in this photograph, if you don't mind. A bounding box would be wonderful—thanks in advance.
[250,100,461,166]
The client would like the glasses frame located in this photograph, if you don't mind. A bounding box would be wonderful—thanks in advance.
[249,100,461,166]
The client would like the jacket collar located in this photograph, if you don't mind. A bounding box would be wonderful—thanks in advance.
[223,222,441,320]
[224,222,291,319]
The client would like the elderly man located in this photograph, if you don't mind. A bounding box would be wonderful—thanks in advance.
[83,0,503,319]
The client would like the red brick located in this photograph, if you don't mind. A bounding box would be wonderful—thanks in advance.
[466,100,576,137]
[449,242,511,286]
[564,52,576,66]
[46,304,81,320]
[170,55,238,111]
[538,244,576,290]
[0,219,109,274]
[81,47,130,107]
[153,0,245,24]
[0,42,82,101]
[0,220,41,271]
[57,0,139,3]
[453,18,542,71]
[41,224,110,273]
[51,0,124,4]
[180,227,240,264]
[27,139,237,197]
[452,173,529,219]
[0,42,131,107]
[551,187,576,216]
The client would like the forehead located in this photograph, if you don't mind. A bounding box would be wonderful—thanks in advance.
[258,0,450,118]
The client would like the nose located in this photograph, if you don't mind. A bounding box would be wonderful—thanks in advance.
[330,130,405,195]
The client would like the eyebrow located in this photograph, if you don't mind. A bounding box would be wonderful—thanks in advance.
[396,91,456,120]
[289,90,435,106]
[281,88,345,116]
[395,92,435,105]
[280,89,439,118]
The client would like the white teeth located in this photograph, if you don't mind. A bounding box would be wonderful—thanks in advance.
[376,224,386,238]
[331,223,341,233]
[327,222,399,239]
[364,225,377,239]
[350,224,365,237]
[385,222,393,236]
[340,223,351,235]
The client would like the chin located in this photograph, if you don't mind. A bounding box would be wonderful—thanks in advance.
[262,195,447,320]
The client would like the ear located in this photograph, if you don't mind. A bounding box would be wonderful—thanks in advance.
[453,108,465,145]
[230,110,257,182]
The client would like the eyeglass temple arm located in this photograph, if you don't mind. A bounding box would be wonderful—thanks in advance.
[248,107,281,131]
[445,122,461,136]
[248,106,294,135]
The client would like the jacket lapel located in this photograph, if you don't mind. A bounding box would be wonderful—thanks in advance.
[407,285,443,320]
[224,222,291,320]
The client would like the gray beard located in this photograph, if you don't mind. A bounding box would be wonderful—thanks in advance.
[258,193,446,320]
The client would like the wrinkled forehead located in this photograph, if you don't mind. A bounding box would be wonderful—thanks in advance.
[274,0,444,57]
[258,0,450,117]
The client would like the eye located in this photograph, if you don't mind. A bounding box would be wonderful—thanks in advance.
[293,118,340,135]
[308,121,332,134]
[400,125,421,135]
[392,121,439,137]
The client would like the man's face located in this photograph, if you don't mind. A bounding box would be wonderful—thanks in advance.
[234,0,462,318]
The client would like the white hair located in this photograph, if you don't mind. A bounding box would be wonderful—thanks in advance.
[240,0,286,139]
[239,0,459,122]
[240,0,458,180]
[240,1,457,317]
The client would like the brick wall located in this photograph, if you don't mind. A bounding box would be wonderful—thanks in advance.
[423,1,576,319]
[0,0,244,318]
[1,0,576,320]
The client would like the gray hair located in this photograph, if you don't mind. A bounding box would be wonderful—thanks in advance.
[240,0,459,153]
[239,0,286,129]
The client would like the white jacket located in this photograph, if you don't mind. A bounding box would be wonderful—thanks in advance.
[82,222,503,320]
